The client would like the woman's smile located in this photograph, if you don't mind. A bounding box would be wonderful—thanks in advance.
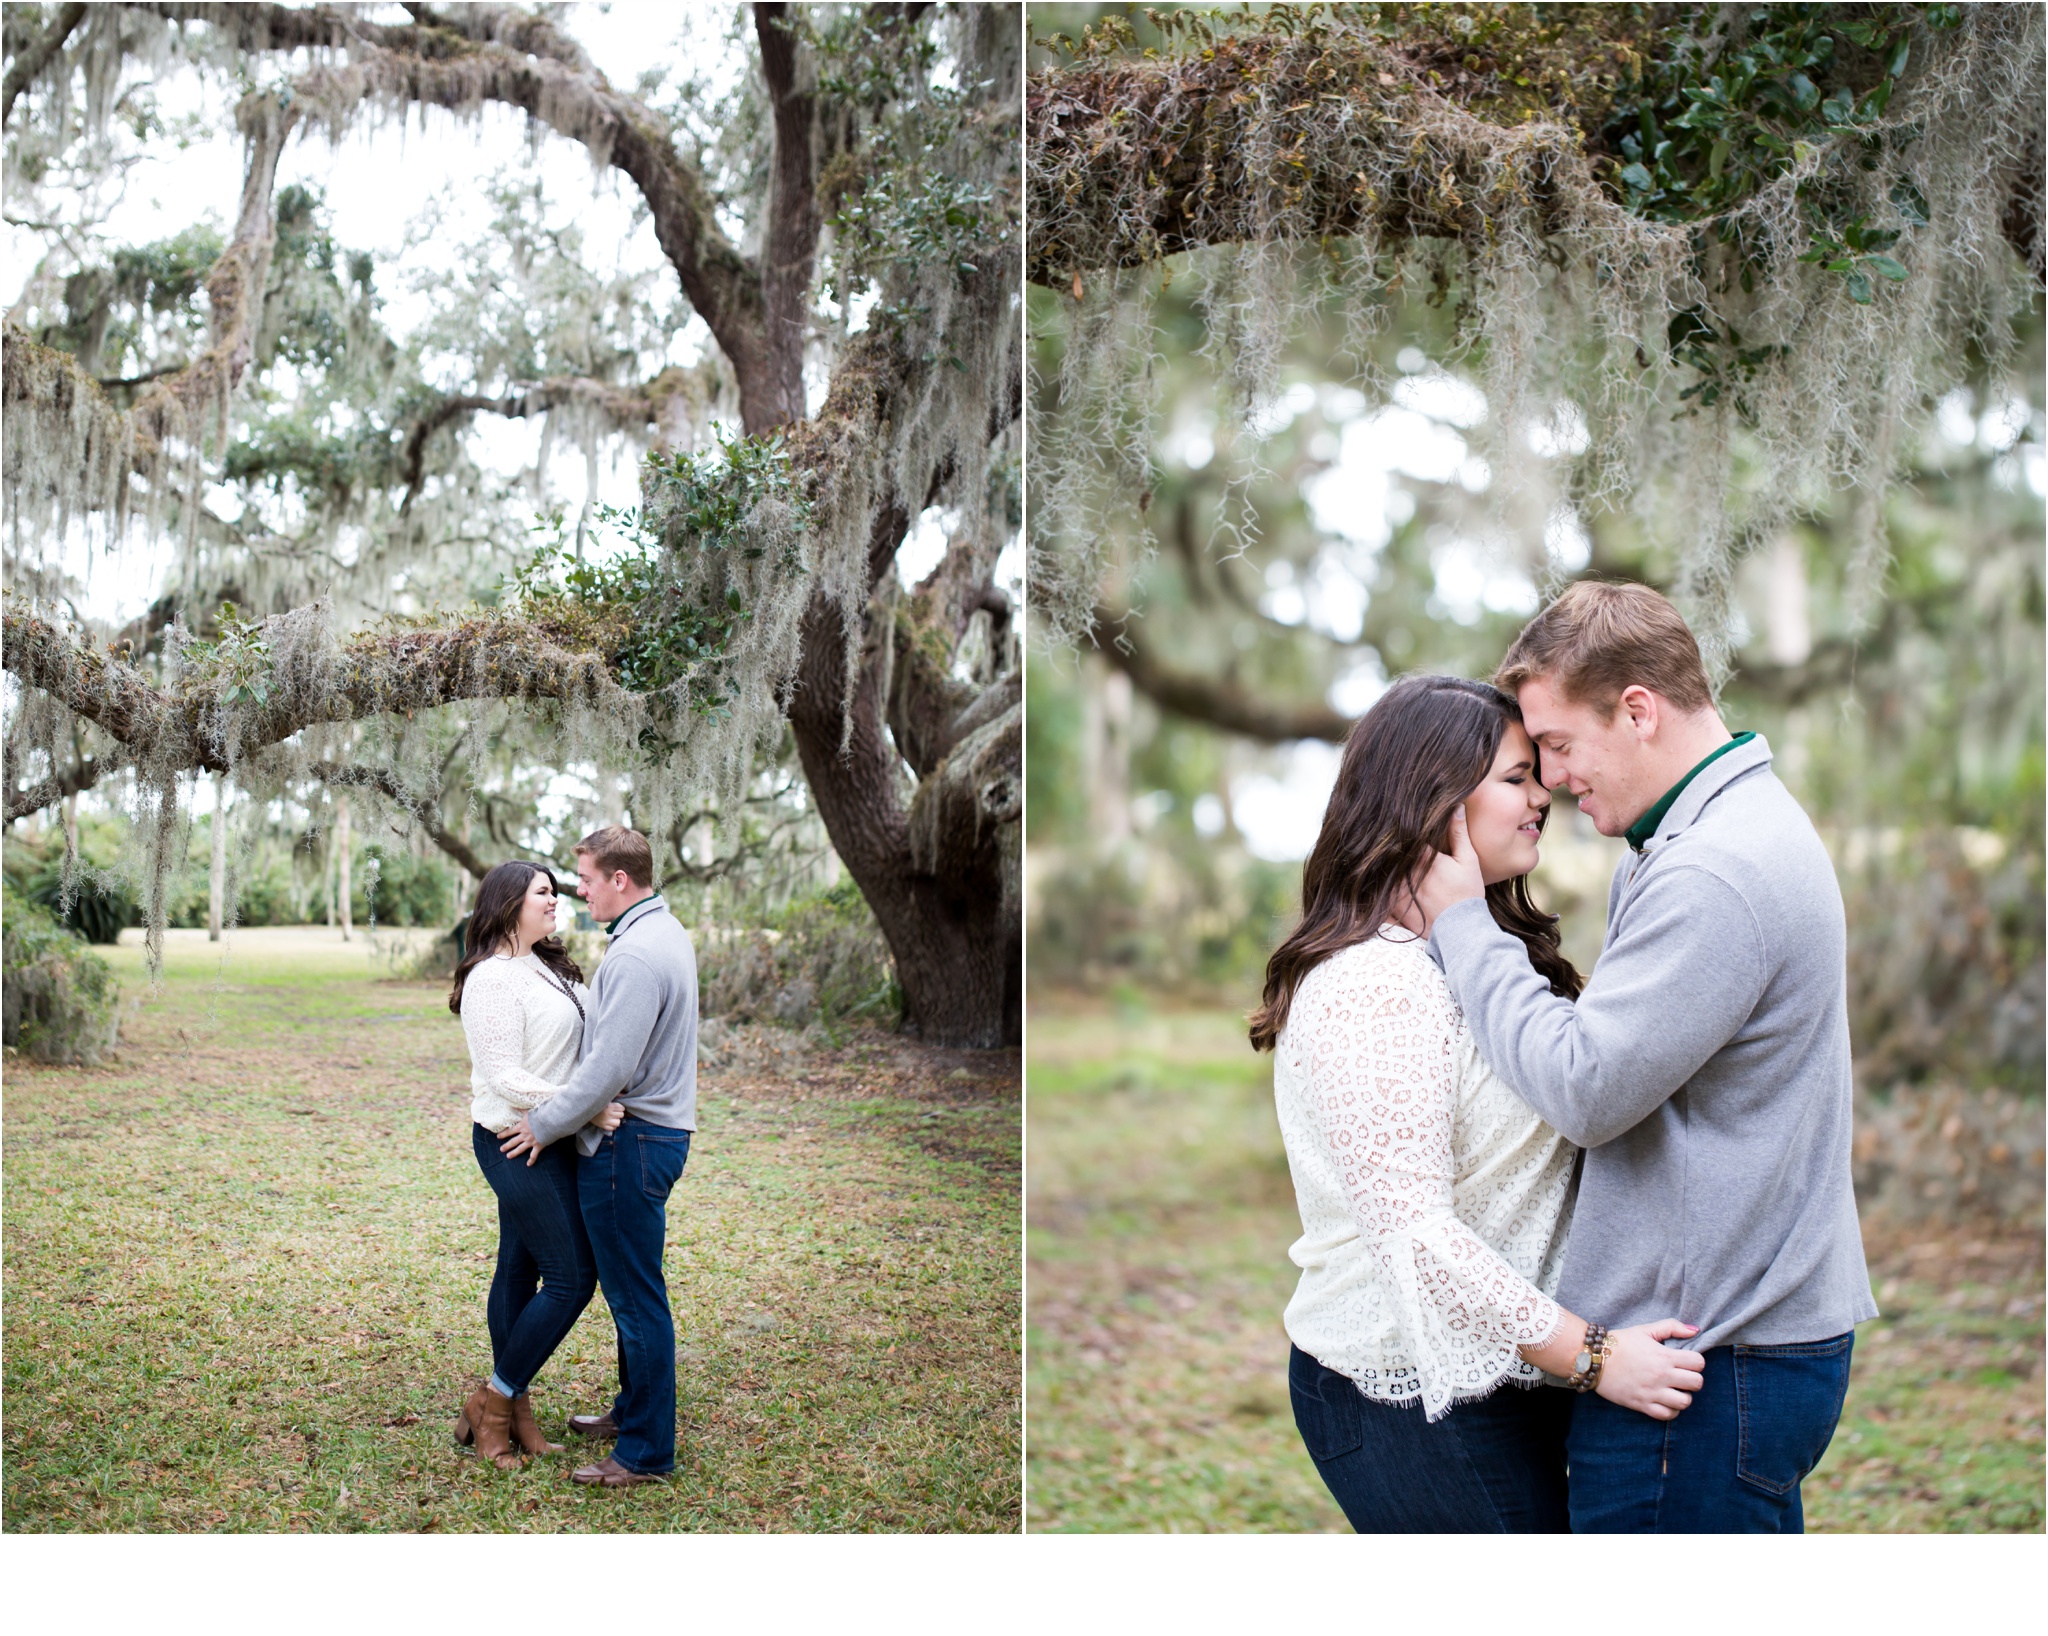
[1465,722,1551,885]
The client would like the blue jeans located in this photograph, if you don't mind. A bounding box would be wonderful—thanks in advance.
[1289,1346,1572,1532]
[578,1118,692,1476]
[470,1124,599,1395]
[1567,1333,1855,1532]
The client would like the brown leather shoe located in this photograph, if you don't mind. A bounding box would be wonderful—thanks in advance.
[456,1384,523,1470]
[567,1411,619,1441]
[570,1455,664,1487]
[510,1392,564,1455]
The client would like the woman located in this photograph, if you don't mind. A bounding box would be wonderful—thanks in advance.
[1251,674,1705,1532]
[448,861,622,1469]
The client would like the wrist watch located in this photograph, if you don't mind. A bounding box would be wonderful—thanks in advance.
[1567,1322,1610,1392]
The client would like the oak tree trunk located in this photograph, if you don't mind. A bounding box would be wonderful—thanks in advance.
[790,624,1019,1049]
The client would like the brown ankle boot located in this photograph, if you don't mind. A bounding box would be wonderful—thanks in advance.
[510,1392,564,1455]
[457,1383,523,1470]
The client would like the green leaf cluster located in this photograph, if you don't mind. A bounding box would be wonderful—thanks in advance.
[807,6,1015,314]
[179,601,274,708]
[512,429,813,743]
[34,223,223,382]
[1608,4,1962,297]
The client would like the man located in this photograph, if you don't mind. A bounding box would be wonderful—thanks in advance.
[1416,580,1876,1533]
[500,825,698,1488]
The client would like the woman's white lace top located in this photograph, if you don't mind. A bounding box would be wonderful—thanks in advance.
[1274,928,1577,1420]
[460,953,588,1134]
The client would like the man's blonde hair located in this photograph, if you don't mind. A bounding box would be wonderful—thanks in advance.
[573,825,655,889]
[1494,580,1714,716]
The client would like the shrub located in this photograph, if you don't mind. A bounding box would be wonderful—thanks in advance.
[699,878,898,1028]
[379,925,464,981]
[3,824,137,943]
[1027,837,1299,997]
[24,863,135,944]
[1840,830,2045,1095]
[1854,1082,2045,1227]
[233,856,300,928]
[2,903,122,1064]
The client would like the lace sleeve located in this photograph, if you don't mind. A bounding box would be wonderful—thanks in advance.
[461,970,563,1112]
[1298,951,1563,1419]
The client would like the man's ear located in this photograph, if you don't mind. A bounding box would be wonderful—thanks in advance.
[1619,684,1660,741]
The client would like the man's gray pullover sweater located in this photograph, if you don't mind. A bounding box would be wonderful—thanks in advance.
[526,896,698,1158]
[1430,736,1876,1349]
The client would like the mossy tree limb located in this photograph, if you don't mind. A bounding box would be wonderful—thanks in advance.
[3,87,295,532]
[5,5,1021,1044]
[1,602,611,770]
[1028,3,2043,688]
[1026,8,2044,287]
[0,1,87,126]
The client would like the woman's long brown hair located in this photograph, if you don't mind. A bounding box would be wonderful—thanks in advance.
[1248,674,1581,1052]
[448,861,585,1016]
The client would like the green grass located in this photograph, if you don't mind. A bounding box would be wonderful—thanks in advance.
[1027,1003,1345,1532]
[1807,1229,2044,1532]
[4,928,1020,1532]
[1026,996,2043,1534]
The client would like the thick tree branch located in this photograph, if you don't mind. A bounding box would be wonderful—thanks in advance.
[755,2,821,429]
[403,4,600,76]
[397,376,672,512]
[1,601,616,776]
[5,753,114,823]
[1094,607,1352,743]
[906,688,1020,888]
[1026,33,1600,284]
[886,541,1016,780]
[250,13,781,429]
[2,0,88,126]
[2,607,189,758]
[306,759,490,881]
[142,3,365,54]
[1,88,294,511]
[1027,13,2045,290]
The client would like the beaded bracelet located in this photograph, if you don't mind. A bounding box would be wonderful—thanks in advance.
[1568,1322,1610,1392]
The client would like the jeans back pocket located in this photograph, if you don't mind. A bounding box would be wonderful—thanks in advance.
[635,1128,691,1201]
[1734,1333,1854,1496]
[1288,1347,1366,1464]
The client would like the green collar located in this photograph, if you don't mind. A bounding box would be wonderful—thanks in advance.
[1624,732,1757,853]
[605,893,661,935]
